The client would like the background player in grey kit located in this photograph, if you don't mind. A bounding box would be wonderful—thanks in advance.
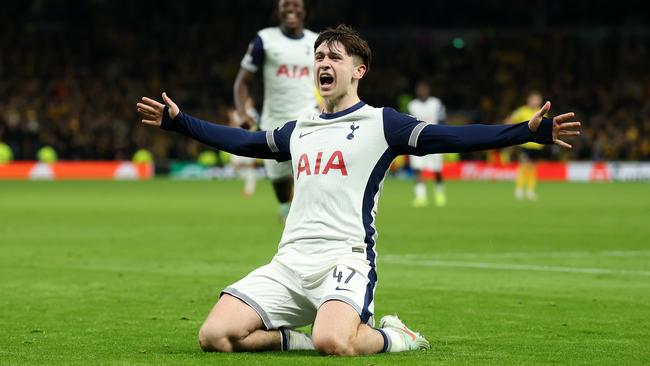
[408,80,447,207]
[137,25,581,356]
[234,0,319,222]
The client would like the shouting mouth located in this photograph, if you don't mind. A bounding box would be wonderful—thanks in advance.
[319,72,335,91]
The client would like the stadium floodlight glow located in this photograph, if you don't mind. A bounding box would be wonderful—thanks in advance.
[452,37,465,49]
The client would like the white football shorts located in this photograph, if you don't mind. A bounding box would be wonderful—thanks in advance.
[264,159,293,181]
[410,153,443,172]
[222,244,376,330]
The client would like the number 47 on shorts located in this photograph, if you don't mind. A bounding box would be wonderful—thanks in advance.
[332,265,356,284]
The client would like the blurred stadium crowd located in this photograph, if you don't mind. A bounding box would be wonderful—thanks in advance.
[2,1,649,165]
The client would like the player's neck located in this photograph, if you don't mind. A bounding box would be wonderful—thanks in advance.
[322,92,361,114]
[280,25,304,39]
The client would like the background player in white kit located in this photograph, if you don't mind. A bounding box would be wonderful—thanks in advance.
[137,25,581,356]
[234,0,318,221]
[408,80,447,207]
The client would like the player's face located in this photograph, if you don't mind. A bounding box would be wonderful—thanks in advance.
[314,41,364,99]
[278,0,305,31]
[527,93,542,108]
[416,82,430,101]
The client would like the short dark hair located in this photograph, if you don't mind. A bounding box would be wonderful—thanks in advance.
[314,25,372,73]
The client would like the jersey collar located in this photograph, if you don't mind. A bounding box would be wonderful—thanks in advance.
[319,101,366,120]
[280,28,305,40]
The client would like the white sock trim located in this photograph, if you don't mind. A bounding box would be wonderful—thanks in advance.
[381,328,407,353]
[284,329,314,351]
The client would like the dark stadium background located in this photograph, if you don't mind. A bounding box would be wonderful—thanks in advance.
[2,0,648,167]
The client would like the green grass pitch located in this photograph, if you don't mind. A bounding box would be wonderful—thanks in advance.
[1,179,649,365]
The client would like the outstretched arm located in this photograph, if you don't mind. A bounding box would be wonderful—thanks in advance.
[385,101,580,155]
[136,93,292,161]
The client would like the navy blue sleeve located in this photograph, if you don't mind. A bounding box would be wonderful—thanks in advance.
[250,35,264,68]
[270,121,296,162]
[382,107,554,156]
[160,107,291,160]
[241,35,265,72]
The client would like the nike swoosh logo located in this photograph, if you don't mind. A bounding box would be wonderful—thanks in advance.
[400,326,417,341]
[335,286,355,292]
[298,126,332,138]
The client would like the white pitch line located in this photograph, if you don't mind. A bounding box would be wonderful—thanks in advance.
[601,250,650,257]
[381,257,650,277]
[384,250,650,260]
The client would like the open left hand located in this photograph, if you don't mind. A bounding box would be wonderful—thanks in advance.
[528,101,581,149]
[136,92,179,127]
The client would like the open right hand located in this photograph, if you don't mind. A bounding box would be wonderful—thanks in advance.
[528,101,581,149]
[136,92,179,127]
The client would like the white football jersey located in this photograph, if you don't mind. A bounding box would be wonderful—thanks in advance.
[241,27,318,130]
[278,103,387,253]
[407,97,446,125]
[265,102,424,273]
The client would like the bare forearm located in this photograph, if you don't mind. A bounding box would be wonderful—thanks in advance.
[234,69,253,117]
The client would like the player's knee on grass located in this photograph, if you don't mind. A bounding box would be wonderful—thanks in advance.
[312,332,356,356]
[198,324,229,352]
[198,321,249,352]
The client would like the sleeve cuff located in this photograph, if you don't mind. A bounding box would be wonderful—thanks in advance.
[240,56,259,73]
[530,117,554,144]
[160,106,178,131]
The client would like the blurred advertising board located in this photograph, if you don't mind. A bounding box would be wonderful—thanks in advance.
[169,162,265,180]
[436,161,650,182]
[170,161,650,182]
[0,162,153,180]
